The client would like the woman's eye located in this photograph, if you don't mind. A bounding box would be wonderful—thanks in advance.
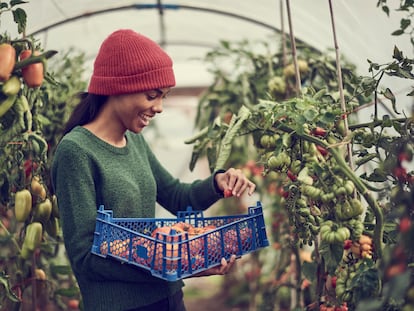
[146,93,158,100]
[145,89,169,100]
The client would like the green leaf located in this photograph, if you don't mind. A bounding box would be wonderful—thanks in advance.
[364,168,388,182]
[12,8,27,34]
[301,261,318,282]
[321,111,336,123]
[319,241,343,274]
[303,109,317,121]
[381,5,390,16]
[294,100,308,110]
[393,46,404,61]
[54,286,80,298]
[10,0,28,6]
[0,273,20,303]
[214,106,250,170]
[400,18,411,30]
[50,264,73,276]
[312,88,327,100]
[391,29,404,36]
[381,114,393,128]
[351,260,380,302]
[382,88,399,114]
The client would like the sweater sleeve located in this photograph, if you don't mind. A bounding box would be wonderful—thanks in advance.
[141,138,223,214]
[51,139,170,284]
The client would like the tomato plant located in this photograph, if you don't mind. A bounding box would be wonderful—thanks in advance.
[0,2,87,310]
[185,11,414,311]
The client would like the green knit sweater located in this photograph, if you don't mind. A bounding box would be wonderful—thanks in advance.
[51,126,224,311]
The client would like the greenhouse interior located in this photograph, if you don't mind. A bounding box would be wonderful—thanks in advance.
[0,1,413,310]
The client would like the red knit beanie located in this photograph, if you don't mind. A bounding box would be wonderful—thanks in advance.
[88,29,176,95]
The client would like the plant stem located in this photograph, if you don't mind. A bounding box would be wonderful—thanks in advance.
[13,50,58,71]
[0,219,21,252]
[273,122,384,258]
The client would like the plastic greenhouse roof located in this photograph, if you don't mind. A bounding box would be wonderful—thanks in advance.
[2,0,413,90]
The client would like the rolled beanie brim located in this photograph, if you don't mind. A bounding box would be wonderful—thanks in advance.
[88,67,175,95]
[87,29,176,95]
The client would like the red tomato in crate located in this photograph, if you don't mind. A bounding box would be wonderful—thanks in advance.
[224,226,253,254]
[240,227,253,245]
[150,226,189,271]
[100,239,130,258]
[224,229,239,254]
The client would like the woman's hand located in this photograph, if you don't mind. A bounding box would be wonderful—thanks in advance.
[215,168,256,197]
[193,255,236,277]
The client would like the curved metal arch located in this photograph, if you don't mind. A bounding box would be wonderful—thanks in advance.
[28,3,283,37]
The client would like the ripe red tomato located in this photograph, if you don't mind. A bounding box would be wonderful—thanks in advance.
[399,217,411,233]
[67,299,79,310]
[224,189,233,198]
[19,50,44,88]
[0,43,16,81]
[312,127,327,137]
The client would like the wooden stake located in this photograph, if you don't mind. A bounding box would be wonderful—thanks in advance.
[285,0,301,96]
[327,0,355,171]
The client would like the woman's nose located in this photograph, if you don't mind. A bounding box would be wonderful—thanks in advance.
[152,99,163,113]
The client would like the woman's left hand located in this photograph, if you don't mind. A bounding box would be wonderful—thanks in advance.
[215,168,256,197]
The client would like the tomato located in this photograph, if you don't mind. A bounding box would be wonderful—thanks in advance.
[268,76,286,95]
[34,268,46,280]
[283,63,295,78]
[331,275,337,288]
[287,170,297,181]
[24,159,39,180]
[343,239,352,250]
[33,198,52,224]
[0,43,16,81]
[359,234,372,245]
[260,134,278,149]
[14,189,32,222]
[67,299,80,310]
[393,166,408,183]
[298,60,309,74]
[316,144,329,156]
[22,222,43,252]
[19,50,44,88]
[31,176,46,200]
[223,111,233,124]
[224,189,233,198]
[399,216,412,233]
[2,75,21,96]
[312,127,327,137]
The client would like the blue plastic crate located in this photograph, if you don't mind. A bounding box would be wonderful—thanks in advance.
[91,201,269,281]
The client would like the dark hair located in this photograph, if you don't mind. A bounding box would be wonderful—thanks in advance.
[63,92,108,135]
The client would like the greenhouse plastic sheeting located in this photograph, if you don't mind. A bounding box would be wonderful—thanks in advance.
[2,0,412,88]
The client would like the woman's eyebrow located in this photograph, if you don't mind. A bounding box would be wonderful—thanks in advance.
[154,88,171,97]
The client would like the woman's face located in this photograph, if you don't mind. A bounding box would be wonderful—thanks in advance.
[111,88,170,133]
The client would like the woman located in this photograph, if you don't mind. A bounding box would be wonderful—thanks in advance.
[51,29,256,311]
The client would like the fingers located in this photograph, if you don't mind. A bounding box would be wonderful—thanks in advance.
[217,255,236,275]
[224,168,256,197]
[192,255,237,277]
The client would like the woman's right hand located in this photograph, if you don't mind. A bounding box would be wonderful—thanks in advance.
[192,255,236,277]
